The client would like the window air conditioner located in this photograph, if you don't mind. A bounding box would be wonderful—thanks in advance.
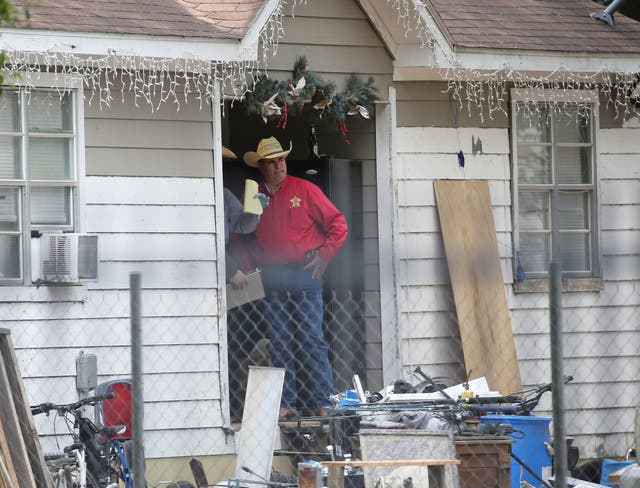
[32,233,98,284]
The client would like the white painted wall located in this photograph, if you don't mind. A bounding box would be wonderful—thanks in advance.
[0,88,229,458]
[394,83,640,459]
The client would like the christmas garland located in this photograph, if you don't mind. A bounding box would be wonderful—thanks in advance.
[244,56,379,142]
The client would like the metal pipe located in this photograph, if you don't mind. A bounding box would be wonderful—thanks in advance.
[591,0,627,26]
[130,272,145,488]
[550,262,568,488]
[550,186,567,488]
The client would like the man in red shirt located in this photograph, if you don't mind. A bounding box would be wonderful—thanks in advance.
[244,136,348,419]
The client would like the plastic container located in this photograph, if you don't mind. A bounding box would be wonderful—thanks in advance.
[601,459,637,487]
[480,414,552,488]
[338,390,361,409]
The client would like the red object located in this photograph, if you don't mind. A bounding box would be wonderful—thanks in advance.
[101,381,132,440]
[276,102,288,129]
[256,175,348,264]
[338,120,351,144]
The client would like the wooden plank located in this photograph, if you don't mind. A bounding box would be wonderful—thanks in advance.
[600,180,640,205]
[90,234,217,261]
[0,333,36,488]
[0,333,49,484]
[400,153,510,180]
[434,180,522,395]
[13,317,219,349]
[282,17,383,46]
[86,147,214,178]
[398,179,510,207]
[0,417,19,488]
[36,399,224,436]
[15,344,220,378]
[85,119,213,149]
[398,206,511,233]
[84,91,212,121]
[0,289,219,321]
[85,204,214,233]
[96,261,218,290]
[600,128,640,154]
[602,229,640,255]
[599,154,640,178]
[397,127,510,154]
[601,204,640,230]
[323,459,460,466]
[85,177,214,205]
[288,0,365,19]
[189,458,209,488]
[266,45,392,74]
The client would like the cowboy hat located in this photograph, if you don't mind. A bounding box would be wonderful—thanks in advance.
[243,137,292,168]
[222,146,237,159]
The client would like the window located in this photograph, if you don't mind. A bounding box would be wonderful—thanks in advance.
[512,89,599,281]
[0,87,81,284]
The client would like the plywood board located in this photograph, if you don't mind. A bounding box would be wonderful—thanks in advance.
[0,329,51,488]
[434,180,522,395]
[0,416,19,488]
[0,341,34,487]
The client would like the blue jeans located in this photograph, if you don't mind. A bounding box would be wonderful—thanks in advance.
[260,264,334,409]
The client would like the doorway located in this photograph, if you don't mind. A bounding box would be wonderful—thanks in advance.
[223,106,372,418]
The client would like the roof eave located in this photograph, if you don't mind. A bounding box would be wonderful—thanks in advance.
[394,46,640,81]
[0,27,257,64]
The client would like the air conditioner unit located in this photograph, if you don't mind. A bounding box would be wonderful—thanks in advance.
[32,233,98,284]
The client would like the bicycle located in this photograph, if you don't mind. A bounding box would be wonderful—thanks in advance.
[31,392,133,488]
[460,375,575,416]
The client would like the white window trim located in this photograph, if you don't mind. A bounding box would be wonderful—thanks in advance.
[1,73,86,287]
[510,88,603,290]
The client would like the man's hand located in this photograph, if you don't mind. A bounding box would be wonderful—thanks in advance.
[230,269,249,289]
[253,192,270,208]
[303,252,329,279]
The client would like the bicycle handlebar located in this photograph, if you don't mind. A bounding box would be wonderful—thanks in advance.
[31,391,115,416]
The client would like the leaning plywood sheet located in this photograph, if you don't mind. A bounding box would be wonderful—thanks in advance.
[0,415,19,488]
[434,180,522,395]
[0,329,52,488]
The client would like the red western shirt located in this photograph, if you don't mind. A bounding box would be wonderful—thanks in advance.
[256,175,348,264]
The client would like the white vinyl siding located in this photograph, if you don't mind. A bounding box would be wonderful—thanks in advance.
[511,89,599,279]
[2,84,226,460]
[395,81,640,459]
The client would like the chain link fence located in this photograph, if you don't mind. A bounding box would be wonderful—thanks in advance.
[5,274,639,487]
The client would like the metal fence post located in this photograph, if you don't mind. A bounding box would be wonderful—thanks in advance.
[550,262,567,488]
[130,272,145,488]
[550,186,567,488]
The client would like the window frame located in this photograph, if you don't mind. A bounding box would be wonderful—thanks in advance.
[0,74,85,286]
[510,88,602,285]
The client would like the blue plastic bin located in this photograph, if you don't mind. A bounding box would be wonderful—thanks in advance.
[480,415,552,488]
[600,458,636,487]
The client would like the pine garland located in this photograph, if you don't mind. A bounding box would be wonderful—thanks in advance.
[244,56,379,140]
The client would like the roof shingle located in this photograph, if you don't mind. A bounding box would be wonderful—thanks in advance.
[428,0,640,53]
[10,0,266,40]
